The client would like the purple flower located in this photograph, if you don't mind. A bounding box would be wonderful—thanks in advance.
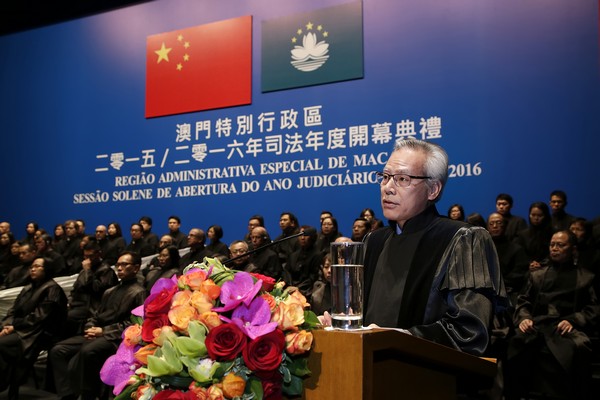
[230,296,278,340]
[213,272,262,312]
[150,275,178,295]
[100,342,141,395]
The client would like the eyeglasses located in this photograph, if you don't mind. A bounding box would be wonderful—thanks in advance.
[230,249,247,254]
[115,262,136,268]
[375,172,431,187]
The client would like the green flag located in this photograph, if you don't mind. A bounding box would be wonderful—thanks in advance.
[261,1,364,92]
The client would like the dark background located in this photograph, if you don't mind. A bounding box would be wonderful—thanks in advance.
[0,0,151,36]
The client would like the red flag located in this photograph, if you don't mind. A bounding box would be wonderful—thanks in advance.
[145,16,252,118]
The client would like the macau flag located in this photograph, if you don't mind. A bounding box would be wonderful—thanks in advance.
[145,15,252,118]
[261,1,363,92]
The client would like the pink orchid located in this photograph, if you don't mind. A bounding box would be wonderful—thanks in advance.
[213,272,262,312]
[230,296,278,340]
[100,341,141,395]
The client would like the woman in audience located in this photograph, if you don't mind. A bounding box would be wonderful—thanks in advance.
[514,201,553,269]
[360,208,381,231]
[0,232,18,284]
[52,223,66,254]
[205,224,229,258]
[310,252,332,316]
[144,245,180,292]
[569,218,600,273]
[447,204,465,221]
[316,216,342,254]
[103,222,126,266]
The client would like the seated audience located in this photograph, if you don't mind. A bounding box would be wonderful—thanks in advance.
[178,228,212,271]
[504,230,599,399]
[310,252,332,316]
[0,243,37,290]
[284,225,321,297]
[447,203,465,221]
[144,245,180,292]
[125,223,154,258]
[0,257,67,398]
[104,222,126,266]
[351,217,371,242]
[249,226,281,279]
[514,201,553,269]
[139,216,159,254]
[495,193,527,241]
[316,216,342,254]
[206,224,230,258]
[227,240,257,272]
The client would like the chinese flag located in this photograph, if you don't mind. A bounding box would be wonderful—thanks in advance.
[145,15,252,118]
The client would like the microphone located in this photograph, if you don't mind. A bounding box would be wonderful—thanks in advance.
[223,229,311,265]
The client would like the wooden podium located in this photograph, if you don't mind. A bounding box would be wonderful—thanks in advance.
[301,328,497,400]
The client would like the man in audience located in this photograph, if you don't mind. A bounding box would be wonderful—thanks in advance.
[272,212,300,268]
[94,225,109,255]
[283,225,320,296]
[75,220,86,238]
[549,190,576,232]
[249,226,281,279]
[64,242,118,337]
[48,251,147,400]
[125,223,154,257]
[143,234,174,274]
[351,217,371,242]
[166,215,187,249]
[227,240,257,272]
[0,243,37,289]
[139,216,159,254]
[495,193,527,241]
[178,228,211,271]
[35,233,66,277]
[504,230,599,399]
[0,222,10,235]
[243,215,265,249]
[61,220,82,275]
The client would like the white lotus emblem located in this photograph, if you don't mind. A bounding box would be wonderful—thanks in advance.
[290,29,330,72]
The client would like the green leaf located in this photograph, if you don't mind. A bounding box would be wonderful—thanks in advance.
[175,336,207,357]
[282,374,304,397]
[246,376,264,400]
[287,357,311,377]
[114,379,142,400]
[302,310,320,329]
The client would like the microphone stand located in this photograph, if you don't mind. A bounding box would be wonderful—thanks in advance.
[222,230,307,265]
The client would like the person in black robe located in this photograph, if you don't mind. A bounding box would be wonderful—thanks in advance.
[0,242,37,290]
[504,230,599,400]
[249,227,282,280]
[514,201,553,269]
[310,252,332,316]
[0,256,67,398]
[104,222,127,266]
[48,251,147,400]
[356,139,507,356]
[178,228,212,272]
[206,224,230,258]
[284,225,321,297]
[144,245,179,292]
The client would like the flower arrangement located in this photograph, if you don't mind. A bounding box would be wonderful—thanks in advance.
[100,257,319,400]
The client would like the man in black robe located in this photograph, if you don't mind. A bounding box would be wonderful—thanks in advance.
[48,251,147,400]
[360,138,507,356]
[178,228,212,272]
[504,230,599,399]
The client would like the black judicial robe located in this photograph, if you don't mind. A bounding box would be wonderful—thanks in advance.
[364,205,507,356]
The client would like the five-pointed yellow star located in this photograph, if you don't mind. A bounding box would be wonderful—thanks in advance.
[306,22,314,30]
[177,34,184,42]
[184,41,190,49]
[183,54,190,61]
[177,63,183,71]
[291,37,297,43]
[155,42,172,64]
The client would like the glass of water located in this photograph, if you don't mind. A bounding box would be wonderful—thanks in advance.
[330,241,364,330]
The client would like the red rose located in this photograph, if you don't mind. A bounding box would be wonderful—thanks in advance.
[144,285,178,317]
[256,370,283,400]
[243,329,285,372]
[141,314,170,343]
[152,389,197,400]
[250,273,276,292]
[206,323,247,361]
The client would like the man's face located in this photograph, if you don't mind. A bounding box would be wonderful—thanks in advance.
[29,258,46,282]
[159,235,173,248]
[168,218,180,233]
[0,222,9,234]
[279,214,293,231]
[569,222,586,242]
[83,249,101,263]
[549,232,574,264]
[116,254,139,280]
[95,225,107,241]
[76,221,85,234]
[250,228,267,248]
[187,229,203,247]
[35,236,47,252]
[380,149,438,227]
[0,233,9,246]
[130,224,143,240]
[65,222,77,238]
[549,195,565,213]
[495,200,511,216]
[320,213,332,224]
[19,245,37,263]
[139,220,151,233]
[352,220,368,240]
[487,214,505,238]
[229,242,249,266]
[247,219,261,233]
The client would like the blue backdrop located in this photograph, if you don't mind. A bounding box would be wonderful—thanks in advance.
[1,0,599,244]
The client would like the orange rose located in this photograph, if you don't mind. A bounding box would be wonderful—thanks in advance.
[272,302,304,331]
[190,290,214,314]
[188,382,208,400]
[285,290,309,308]
[285,330,313,355]
[200,279,221,300]
[221,373,246,398]
[168,304,198,331]
[261,293,277,311]
[134,344,158,365]
[123,324,143,347]
[179,269,209,290]
[171,290,193,308]
[207,384,224,400]
[199,311,223,330]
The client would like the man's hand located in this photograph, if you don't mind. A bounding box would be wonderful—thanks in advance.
[556,320,573,335]
[84,326,103,339]
[518,318,535,333]
[0,325,14,336]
